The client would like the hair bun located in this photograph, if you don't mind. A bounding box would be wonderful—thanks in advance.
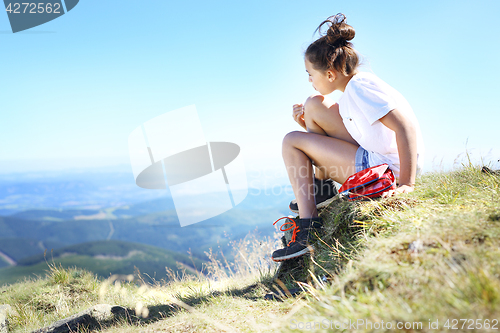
[306,13,359,75]
[317,13,355,47]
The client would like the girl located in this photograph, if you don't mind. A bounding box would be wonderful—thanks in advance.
[272,13,424,262]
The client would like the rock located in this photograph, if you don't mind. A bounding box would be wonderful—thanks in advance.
[89,304,113,321]
[32,304,132,333]
[32,311,97,333]
[91,304,130,321]
[0,313,8,333]
[0,305,12,316]
[0,305,11,333]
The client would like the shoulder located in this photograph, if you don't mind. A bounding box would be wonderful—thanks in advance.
[342,72,400,124]
[347,72,388,93]
[345,72,399,105]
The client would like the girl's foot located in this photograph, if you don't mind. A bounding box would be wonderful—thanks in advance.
[272,217,323,261]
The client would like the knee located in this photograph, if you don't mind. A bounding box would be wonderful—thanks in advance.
[304,94,326,115]
[282,131,303,149]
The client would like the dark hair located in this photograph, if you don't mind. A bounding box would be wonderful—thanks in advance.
[305,13,359,76]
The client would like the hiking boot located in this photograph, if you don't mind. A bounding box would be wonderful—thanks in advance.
[271,217,322,262]
[289,178,338,213]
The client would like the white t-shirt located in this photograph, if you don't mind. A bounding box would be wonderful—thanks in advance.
[337,72,424,178]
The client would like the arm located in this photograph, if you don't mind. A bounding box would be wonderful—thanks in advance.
[379,108,417,195]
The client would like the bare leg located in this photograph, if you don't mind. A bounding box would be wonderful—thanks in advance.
[283,94,359,218]
[303,95,358,181]
[283,132,358,218]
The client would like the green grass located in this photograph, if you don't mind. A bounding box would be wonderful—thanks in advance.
[0,263,100,331]
[1,165,500,332]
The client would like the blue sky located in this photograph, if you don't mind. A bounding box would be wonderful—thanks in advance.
[1,0,499,183]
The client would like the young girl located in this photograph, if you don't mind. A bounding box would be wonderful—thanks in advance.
[272,13,424,262]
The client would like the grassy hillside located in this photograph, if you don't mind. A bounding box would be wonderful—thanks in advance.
[0,240,206,286]
[1,165,499,332]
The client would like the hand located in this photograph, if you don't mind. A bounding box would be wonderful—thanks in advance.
[381,184,414,198]
[293,104,307,130]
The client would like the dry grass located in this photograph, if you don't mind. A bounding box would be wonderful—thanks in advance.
[0,230,285,332]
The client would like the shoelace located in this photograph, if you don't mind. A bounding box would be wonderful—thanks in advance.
[273,217,300,246]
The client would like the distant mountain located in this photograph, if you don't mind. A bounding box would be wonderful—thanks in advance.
[5,196,179,223]
[5,187,293,221]
[0,240,206,286]
[0,255,10,269]
[0,170,295,281]
[0,169,294,216]
[10,209,104,221]
[0,238,65,262]
[0,171,173,215]
[0,205,287,266]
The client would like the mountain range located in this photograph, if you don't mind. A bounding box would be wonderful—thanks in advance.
[0,168,295,285]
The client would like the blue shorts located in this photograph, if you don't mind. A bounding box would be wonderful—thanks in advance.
[354,146,419,180]
[355,146,371,172]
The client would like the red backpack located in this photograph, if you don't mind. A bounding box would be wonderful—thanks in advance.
[339,164,396,201]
